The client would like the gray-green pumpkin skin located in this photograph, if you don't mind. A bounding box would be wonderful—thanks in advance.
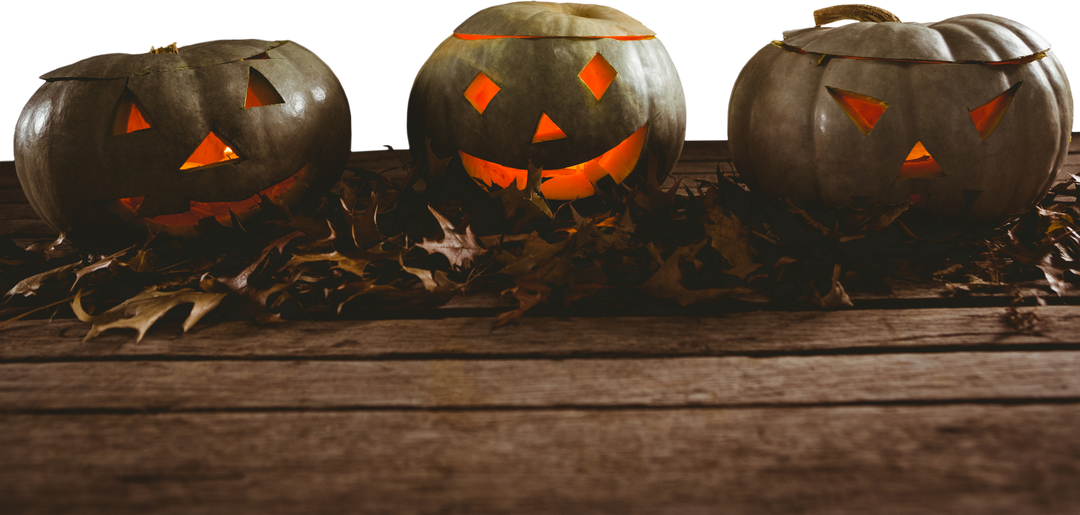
[728,13,1073,223]
[407,2,686,198]
[14,39,351,245]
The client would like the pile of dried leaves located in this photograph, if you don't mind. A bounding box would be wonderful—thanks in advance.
[3,149,1078,340]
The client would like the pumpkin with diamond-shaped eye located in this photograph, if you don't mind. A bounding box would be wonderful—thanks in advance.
[407,1,686,201]
[728,5,1073,223]
[14,39,350,246]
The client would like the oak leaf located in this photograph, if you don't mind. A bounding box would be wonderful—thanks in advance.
[6,262,79,297]
[72,287,226,342]
[638,242,752,306]
[417,206,487,270]
[705,206,761,279]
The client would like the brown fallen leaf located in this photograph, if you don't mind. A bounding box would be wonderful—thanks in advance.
[638,242,752,307]
[417,205,487,270]
[71,287,226,342]
[496,280,552,327]
[705,205,761,279]
[6,262,79,297]
[818,263,854,309]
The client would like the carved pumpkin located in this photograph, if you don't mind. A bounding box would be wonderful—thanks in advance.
[407,1,686,200]
[14,39,351,245]
[728,5,1073,223]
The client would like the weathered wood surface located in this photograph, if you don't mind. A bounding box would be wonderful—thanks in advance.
[3,142,1080,514]
[2,405,1077,515]
[2,305,1077,361]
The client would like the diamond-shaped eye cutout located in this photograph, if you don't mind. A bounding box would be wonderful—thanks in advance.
[970,81,1022,141]
[827,86,889,135]
[579,53,617,101]
[181,131,242,170]
[111,90,153,135]
[245,68,285,108]
[464,72,500,114]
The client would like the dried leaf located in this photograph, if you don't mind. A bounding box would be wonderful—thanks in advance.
[6,262,79,297]
[72,287,226,342]
[496,280,552,327]
[705,206,761,279]
[638,242,751,306]
[818,263,854,309]
[417,206,487,270]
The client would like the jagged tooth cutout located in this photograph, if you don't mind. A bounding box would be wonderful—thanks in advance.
[111,90,153,135]
[181,131,242,170]
[963,190,983,212]
[245,68,285,108]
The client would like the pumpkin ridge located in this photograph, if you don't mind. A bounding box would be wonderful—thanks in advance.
[40,40,291,81]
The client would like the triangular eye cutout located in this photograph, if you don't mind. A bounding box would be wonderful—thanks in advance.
[826,86,889,136]
[897,141,944,179]
[970,80,1022,141]
[464,72,500,114]
[579,53,617,101]
[245,68,285,108]
[181,131,242,170]
[246,52,270,60]
[532,113,567,143]
[111,90,153,135]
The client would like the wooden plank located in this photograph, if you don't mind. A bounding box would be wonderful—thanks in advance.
[3,306,1076,361]
[1,351,1075,411]
[0,189,28,204]
[0,404,1076,514]
[0,203,41,220]
[0,218,55,239]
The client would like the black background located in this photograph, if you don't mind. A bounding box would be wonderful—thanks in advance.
[4,0,1075,152]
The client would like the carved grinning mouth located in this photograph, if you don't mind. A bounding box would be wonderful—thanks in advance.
[112,161,312,226]
[459,122,648,200]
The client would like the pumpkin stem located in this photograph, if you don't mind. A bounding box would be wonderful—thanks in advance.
[149,43,179,55]
[813,5,900,26]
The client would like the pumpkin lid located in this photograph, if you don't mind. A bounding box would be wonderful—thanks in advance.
[453,1,654,38]
[781,14,1050,63]
[40,40,289,81]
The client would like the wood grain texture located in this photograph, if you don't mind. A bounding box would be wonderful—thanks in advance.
[2,351,1076,411]
[2,306,1078,361]
[1,404,1076,514]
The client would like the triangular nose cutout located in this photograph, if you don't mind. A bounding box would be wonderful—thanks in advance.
[532,113,567,144]
[897,141,944,179]
[181,131,242,170]
[245,68,285,108]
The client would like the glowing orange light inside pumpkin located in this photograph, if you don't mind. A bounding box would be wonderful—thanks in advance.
[111,91,153,135]
[532,113,568,143]
[119,162,309,226]
[245,68,285,108]
[464,72,501,114]
[970,80,1022,141]
[180,132,241,170]
[579,53,617,101]
[898,141,944,179]
[827,86,889,135]
[461,122,648,200]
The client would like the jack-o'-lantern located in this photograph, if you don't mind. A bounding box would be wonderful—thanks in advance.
[14,39,351,245]
[728,4,1073,223]
[407,1,686,201]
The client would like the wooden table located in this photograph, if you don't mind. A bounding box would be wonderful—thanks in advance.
[2,142,1079,514]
